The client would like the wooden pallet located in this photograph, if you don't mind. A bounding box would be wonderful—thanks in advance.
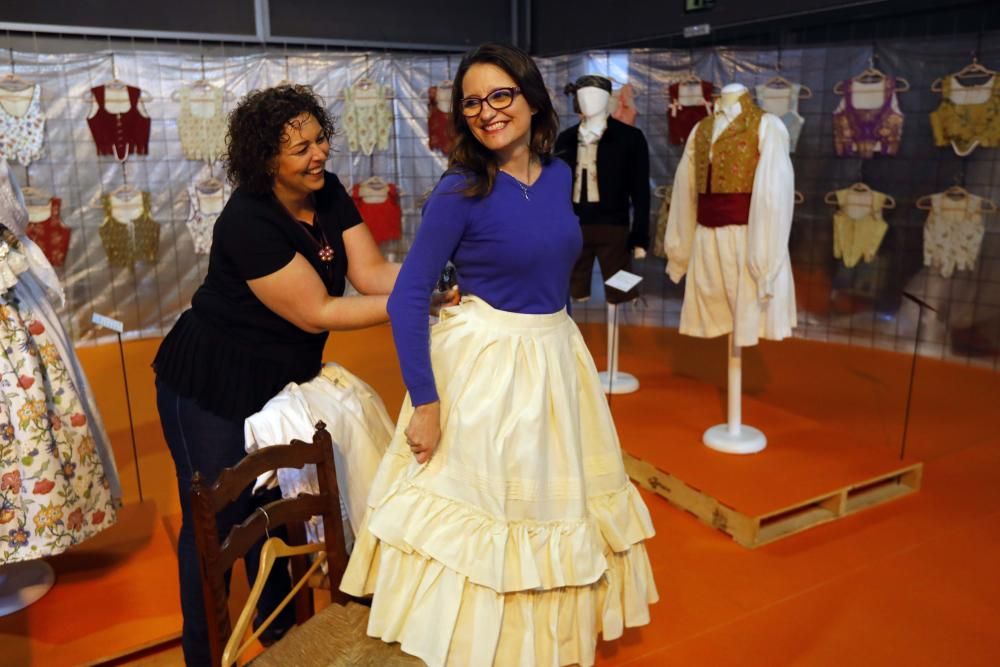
[625,452,923,548]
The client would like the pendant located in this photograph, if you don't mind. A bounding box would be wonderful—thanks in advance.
[519,184,530,201]
[318,245,335,263]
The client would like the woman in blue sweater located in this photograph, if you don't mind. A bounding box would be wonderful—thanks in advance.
[341,44,658,667]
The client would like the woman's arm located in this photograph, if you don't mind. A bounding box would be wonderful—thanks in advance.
[389,174,469,462]
[342,222,400,295]
[248,253,389,333]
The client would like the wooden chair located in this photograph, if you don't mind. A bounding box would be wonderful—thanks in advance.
[190,422,424,666]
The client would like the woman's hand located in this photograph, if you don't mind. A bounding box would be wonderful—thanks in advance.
[430,285,461,316]
[405,401,441,464]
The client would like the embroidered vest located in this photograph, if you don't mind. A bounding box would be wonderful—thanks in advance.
[99,191,160,267]
[87,85,151,157]
[694,94,764,195]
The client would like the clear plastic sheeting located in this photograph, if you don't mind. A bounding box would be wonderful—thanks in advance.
[2,35,998,369]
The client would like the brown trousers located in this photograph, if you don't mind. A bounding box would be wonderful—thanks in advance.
[569,224,638,304]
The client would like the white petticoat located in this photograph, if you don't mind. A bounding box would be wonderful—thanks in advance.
[341,296,658,667]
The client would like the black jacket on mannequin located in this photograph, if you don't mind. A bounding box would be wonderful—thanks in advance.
[555,117,651,250]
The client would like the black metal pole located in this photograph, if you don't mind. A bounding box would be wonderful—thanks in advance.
[900,291,937,461]
[116,332,143,502]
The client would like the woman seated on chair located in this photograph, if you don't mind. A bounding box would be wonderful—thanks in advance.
[152,84,455,666]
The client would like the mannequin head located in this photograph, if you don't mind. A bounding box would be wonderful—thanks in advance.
[577,87,611,119]
[566,74,612,117]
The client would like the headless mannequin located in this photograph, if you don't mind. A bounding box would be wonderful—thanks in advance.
[719,82,747,110]
[700,81,773,452]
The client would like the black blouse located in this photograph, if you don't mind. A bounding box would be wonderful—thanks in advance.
[153,172,362,420]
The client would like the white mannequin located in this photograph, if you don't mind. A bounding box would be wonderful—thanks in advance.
[578,86,647,262]
[577,86,611,132]
[575,85,640,394]
[704,81,766,454]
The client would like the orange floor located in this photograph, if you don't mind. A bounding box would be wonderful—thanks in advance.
[17,324,1000,665]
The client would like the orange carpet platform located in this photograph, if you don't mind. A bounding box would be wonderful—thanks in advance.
[1,322,998,666]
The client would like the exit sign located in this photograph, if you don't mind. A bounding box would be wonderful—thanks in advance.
[685,0,715,12]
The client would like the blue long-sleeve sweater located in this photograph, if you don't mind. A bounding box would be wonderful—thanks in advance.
[387,158,583,405]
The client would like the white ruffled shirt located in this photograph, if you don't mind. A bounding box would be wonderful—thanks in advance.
[664,97,797,347]
[572,116,607,204]
[244,363,394,550]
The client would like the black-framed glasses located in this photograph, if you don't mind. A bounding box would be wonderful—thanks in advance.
[459,87,521,117]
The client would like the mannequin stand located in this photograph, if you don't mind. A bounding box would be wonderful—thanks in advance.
[0,560,55,616]
[703,334,766,454]
[599,303,639,394]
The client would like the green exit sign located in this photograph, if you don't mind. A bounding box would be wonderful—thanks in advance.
[685,0,715,12]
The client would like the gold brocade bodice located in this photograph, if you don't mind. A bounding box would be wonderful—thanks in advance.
[694,93,764,194]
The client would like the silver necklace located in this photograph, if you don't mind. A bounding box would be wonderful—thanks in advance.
[503,160,532,201]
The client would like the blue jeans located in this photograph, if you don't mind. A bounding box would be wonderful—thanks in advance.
[156,378,295,666]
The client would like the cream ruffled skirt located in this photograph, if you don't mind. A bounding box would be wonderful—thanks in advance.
[340,297,658,667]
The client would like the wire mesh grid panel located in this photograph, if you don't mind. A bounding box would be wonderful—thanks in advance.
[1,37,997,369]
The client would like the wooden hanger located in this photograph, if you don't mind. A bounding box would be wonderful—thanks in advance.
[824,182,896,208]
[931,57,996,92]
[223,536,326,667]
[83,79,154,103]
[834,65,910,94]
[917,186,999,212]
[0,71,32,93]
[195,163,225,193]
[21,186,51,204]
[0,48,33,92]
[18,165,50,205]
[83,52,154,101]
[794,190,805,204]
[20,166,52,206]
[171,79,231,102]
[363,175,387,189]
[761,74,813,99]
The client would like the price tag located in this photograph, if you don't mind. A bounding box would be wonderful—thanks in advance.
[605,270,643,293]
[91,312,124,333]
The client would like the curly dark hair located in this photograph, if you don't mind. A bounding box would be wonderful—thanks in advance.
[449,43,559,198]
[224,85,335,194]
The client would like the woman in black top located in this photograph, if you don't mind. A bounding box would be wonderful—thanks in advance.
[153,85,442,665]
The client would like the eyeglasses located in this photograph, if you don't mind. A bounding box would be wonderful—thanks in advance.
[459,87,521,117]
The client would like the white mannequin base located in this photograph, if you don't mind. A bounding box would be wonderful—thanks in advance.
[703,424,767,455]
[599,370,639,394]
[0,560,55,616]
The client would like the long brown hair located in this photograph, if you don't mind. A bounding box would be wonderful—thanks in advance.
[448,43,559,198]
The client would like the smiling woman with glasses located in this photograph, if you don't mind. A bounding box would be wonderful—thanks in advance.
[458,85,520,116]
[341,43,659,667]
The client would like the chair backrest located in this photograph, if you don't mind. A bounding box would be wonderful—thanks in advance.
[190,421,350,666]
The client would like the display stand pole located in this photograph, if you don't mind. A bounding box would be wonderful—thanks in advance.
[598,303,639,394]
[0,561,55,617]
[900,292,937,461]
[703,333,767,454]
[93,313,144,502]
[115,331,143,502]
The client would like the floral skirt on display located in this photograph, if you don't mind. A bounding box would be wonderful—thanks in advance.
[0,285,117,564]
